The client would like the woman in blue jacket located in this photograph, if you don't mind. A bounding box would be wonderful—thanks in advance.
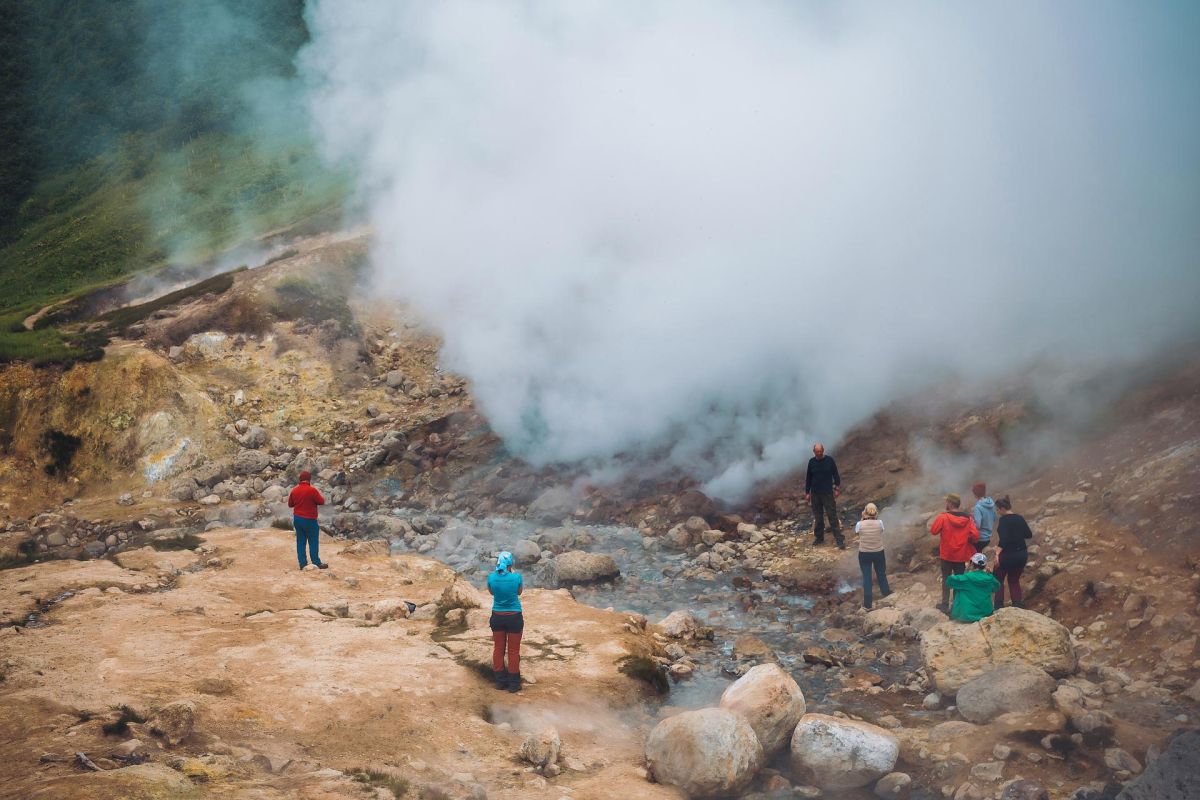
[487,551,524,693]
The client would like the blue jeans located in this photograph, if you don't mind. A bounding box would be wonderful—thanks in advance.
[859,550,890,608]
[294,517,321,567]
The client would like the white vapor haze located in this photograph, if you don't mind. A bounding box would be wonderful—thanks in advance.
[300,1,1200,500]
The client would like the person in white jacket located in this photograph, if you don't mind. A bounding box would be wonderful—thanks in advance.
[855,503,891,609]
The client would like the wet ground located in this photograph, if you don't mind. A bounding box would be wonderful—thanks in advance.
[376,513,919,713]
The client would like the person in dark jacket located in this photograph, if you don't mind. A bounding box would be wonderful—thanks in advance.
[805,443,844,548]
[487,551,524,693]
[288,471,327,569]
[930,493,979,612]
[993,495,1033,608]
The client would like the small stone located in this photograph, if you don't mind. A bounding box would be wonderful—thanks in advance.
[874,771,912,798]
[970,761,1004,782]
[520,727,561,769]
[1103,747,1142,774]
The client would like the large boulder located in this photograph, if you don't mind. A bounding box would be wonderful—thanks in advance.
[436,579,484,618]
[527,486,577,522]
[550,551,619,586]
[512,539,542,565]
[644,708,763,798]
[719,663,807,756]
[789,714,899,791]
[1116,729,1200,800]
[920,608,1076,693]
[955,664,1057,724]
[232,448,272,476]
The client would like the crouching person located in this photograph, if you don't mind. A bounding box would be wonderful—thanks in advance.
[946,552,1001,622]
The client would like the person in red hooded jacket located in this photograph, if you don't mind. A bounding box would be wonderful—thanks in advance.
[288,471,327,569]
[930,492,979,612]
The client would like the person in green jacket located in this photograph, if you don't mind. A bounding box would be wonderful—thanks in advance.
[946,553,1001,622]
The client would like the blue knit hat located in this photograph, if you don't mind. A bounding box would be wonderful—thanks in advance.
[496,551,514,572]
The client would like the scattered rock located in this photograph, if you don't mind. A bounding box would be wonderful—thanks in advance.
[644,708,763,799]
[1116,729,1200,799]
[863,607,903,636]
[437,580,484,617]
[719,663,807,756]
[1104,748,1142,774]
[658,610,699,639]
[955,664,1057,724]
[527,486,577,522]
[519,727,561,772]
[149,701,195,747]
[1001,779,1050,800]
[549,550,619,586]
[790,713,899,791]
[232,449,272,476]
[874,771,912,798]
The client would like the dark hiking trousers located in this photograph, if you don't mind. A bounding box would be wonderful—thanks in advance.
[859,551,890,609]
[994,559,1026,606]
[811,492,841,542]
[940,559,966,605]
[294,516,321,567]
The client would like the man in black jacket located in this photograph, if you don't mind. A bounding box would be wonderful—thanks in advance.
[805,443,844,548]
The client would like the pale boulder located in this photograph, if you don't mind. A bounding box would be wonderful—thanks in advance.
[955,664,1057,723]
[719,663,807,756]
[644,708,763,799]
[658,610,699,639]
[863,607,903,636]
[790,714,899,791]
[920,607,1076,693]
[550,550,619,586]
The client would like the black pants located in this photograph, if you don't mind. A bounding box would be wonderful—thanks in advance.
[940,559,966,605]
[858,551,890,608]
[811,493,841,541]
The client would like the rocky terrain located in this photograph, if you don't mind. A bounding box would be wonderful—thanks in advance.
[1,230,1198,799]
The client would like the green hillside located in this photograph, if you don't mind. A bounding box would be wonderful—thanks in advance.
[0,0,347,363]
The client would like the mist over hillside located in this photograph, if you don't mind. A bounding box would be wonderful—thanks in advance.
[0,0,342,338]
[300,1,1200,498]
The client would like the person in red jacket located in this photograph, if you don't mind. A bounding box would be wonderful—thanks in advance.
[930,492,979,612]
[288,471,327,569]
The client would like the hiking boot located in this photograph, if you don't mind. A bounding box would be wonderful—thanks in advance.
[935,602,949,613]
[813,537,825,546]
[315,562,329,570]
[494,669,509,690]
[508,672,521,693]
[834,536,846,550]
[1011,600,1025,609]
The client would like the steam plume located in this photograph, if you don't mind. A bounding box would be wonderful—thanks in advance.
[300,1,1200,499]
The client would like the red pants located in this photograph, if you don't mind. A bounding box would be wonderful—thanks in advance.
[492,631,521,673]
[994,562,1025,605]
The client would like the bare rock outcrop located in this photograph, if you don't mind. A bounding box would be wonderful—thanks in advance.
[920,607,1076,693]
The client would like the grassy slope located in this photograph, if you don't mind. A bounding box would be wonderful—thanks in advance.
[0,133,347,364]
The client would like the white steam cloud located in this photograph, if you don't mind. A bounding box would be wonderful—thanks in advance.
[300,1,1200,500]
